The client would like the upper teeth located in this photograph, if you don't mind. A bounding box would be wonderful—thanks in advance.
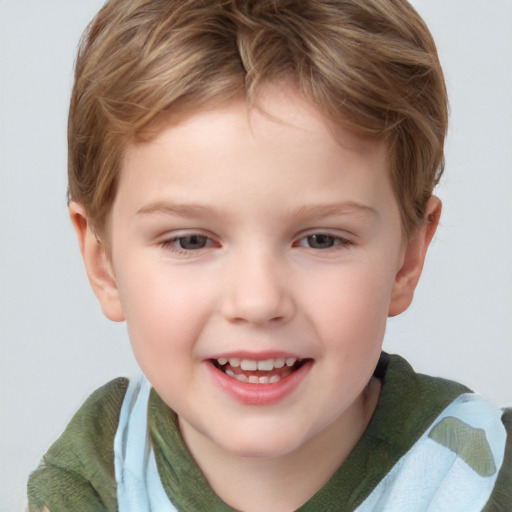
[217,357,298,371]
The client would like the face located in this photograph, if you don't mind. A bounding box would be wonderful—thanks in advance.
[105,87,408,460]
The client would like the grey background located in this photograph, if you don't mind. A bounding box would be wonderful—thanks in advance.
[1,0,511,510]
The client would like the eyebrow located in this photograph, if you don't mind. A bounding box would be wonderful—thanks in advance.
[136,200,378,220]
[292,202,378,221]
[137,201,217,217]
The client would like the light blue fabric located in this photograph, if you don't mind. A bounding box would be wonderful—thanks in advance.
[114,380,506,512]
[354,393,507,512]
[114,376,178,512]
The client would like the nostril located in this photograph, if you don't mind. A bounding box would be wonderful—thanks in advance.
[220,292,295,326]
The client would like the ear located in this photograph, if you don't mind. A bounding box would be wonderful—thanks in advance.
[388,196,441,317]
[68,202,125,322]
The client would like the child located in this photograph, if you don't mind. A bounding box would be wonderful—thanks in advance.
[27,0,511,510]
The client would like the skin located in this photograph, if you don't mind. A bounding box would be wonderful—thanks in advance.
[70,85,440,512]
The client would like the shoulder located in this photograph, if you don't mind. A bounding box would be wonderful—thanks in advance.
[391,352,512,510]
[373,353,471,436]
[482,408,512,511]
[27,377,129,512]
[371,355,511,510]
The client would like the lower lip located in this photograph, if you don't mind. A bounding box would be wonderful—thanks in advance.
[206,360,313,406]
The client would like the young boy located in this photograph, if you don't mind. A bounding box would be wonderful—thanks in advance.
[27,0,511,510]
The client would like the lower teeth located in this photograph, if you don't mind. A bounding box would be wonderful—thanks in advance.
[225,368,283,384]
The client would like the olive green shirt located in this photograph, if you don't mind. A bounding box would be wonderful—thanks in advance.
[28,354,512,511]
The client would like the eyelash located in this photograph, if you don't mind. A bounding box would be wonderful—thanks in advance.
[159,232,352,256]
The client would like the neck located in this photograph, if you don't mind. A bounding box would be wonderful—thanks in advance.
[180,378,381,512]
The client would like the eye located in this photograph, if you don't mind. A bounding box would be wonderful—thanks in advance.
[160,233,216,255]
[305,234,336,249]
[174,234,209,250]
[296,233,352,250]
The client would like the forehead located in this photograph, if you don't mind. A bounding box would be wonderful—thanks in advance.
[115,85,393,220]
[132,84,386,158]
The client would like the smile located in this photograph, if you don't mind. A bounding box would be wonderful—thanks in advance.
[207,355,313,405]
[212,357,306,385]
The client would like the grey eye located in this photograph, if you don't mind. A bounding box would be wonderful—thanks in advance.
[177,235,209,250]
[306,234,336,249]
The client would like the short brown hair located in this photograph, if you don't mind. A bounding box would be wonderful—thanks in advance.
[68,0,448,240]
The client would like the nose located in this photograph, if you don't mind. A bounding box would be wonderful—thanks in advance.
[220,250,295,326]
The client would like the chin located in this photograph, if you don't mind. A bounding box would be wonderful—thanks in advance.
[215,426,309,460]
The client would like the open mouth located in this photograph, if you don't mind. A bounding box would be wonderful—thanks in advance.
[211,357,308,385]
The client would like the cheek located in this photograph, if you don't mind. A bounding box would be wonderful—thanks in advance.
[114,262,215,360]
[116,269,210,401]
[302,263,395,347]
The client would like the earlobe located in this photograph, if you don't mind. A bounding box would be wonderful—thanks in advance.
[68,202,125,322]
[388,196,441,317]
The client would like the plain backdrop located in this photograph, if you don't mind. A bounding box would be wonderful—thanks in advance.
[1,0,511,510]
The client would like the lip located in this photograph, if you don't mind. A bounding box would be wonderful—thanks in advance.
[205,356,313,406]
